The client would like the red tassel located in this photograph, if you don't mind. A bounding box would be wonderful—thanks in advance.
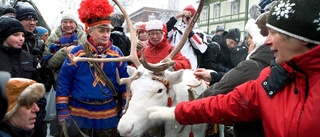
[189,131,194,137]
[167,97,172,107]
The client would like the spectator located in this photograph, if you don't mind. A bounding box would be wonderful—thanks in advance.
[167,5,207,70]
[14,2,47,137]
[36,26,49,44]
[134,21,148,51]
[56,0,129,136]
[138,20,191,71]
[215,25,225,36]
[1,7,15,17]
[0,78,45,137]
[110,11,131,57]
[196,12,273,137]
[147,0,320,136]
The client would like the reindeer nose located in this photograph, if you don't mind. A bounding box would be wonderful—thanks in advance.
[118,120,135,136]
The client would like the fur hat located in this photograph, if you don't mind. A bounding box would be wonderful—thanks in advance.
[78,0,114,31]
[4,78,45,121]
[146,20,167,34]
[60,9,78,24]
[266,0,320,44]
[14,2,38,21]
[225,28,241,44]
[1,7,15,16]
[0,16,25,42]
[183,5,196,16]
[255,12,269,37]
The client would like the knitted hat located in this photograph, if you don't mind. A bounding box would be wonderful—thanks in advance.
[255,12,269,37]
[266,0,320,44]
[183,5,196,16]
[60,9,78,24]
[78,0,114,31]
[216,25,224,32]
[225,28,241,44]
[14,2,38,21]
[134,21,147,34]
[4,78,45,121]
[0,16,25,42]
[1,7,15,16]
[36,26,48,37]
[110,11,125,28]
[146,20,167,34]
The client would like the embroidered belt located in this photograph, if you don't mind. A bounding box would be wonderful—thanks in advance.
[75,98,113,105]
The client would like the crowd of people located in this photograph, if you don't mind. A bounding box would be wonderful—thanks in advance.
[0,0,319,137]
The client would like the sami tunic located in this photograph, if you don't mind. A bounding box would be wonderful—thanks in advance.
[56,37,129,130]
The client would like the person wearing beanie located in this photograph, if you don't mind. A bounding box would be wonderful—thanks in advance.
[0,16,37,79]
[56,0,129,136]
[110,11,131,57]
[0,78,45,137]
[215,25,225,35]
[167,4,208,70]
[1,7,15,17]
[41,9,86,137]
[147,0,320,137]
[36,26,49,43]
[225,28,241,48]
[137,20,191,71]
[0,16,47,137]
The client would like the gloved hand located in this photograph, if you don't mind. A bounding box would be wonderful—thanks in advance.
[188,30,195,38]
[49,44,61,53]
[147,106,176,121]
[58,109,71,126]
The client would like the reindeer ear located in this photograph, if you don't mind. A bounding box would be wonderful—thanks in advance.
[127,66,137,76]
[166,70,184,85]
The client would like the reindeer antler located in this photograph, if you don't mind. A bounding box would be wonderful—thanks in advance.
[67,0,141,68]
[140,0,205,72]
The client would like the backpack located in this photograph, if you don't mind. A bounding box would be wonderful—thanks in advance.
[110,31,131,57]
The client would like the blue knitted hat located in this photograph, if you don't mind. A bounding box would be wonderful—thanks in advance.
[36,26,48,37]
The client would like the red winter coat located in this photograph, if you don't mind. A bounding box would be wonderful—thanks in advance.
[138,39,191,71]
[175,45,320,137]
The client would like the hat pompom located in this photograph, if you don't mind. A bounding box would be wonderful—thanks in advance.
[78,0,114,30]
[4,78,45,121]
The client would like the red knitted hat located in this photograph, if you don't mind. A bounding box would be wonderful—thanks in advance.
[183,5,196,16]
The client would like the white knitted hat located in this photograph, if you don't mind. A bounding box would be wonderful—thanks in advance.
[60,9,78,24]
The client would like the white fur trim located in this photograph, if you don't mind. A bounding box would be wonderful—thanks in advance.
[146,20,163,31]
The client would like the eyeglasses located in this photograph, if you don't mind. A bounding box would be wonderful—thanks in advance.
[24,18,38,23]
[245,40,252,48]
[148,31,163,37]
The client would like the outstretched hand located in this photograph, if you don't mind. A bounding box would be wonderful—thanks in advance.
[194,68,214,82]
[147,106,176,121]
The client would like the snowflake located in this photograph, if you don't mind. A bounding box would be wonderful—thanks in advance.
[313,13,320,31]
[272,0,296,20]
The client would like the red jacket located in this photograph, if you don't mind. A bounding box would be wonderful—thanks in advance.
[138,39,191,71]
[175,45,320,137]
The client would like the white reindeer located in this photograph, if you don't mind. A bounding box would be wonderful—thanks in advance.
[67,0,206,136]
[117,66,207,137]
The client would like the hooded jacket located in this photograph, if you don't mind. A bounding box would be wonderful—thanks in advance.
[138,35,191,71]
[175,45,320,137]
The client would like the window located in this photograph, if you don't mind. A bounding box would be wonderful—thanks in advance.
[201,6,208,21]
[213,3,220,18]
[231,1,239,14]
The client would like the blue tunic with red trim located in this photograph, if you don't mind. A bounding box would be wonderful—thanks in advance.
[56,37,129,130]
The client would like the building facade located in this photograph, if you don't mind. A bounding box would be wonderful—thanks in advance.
[199,0,260,40]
